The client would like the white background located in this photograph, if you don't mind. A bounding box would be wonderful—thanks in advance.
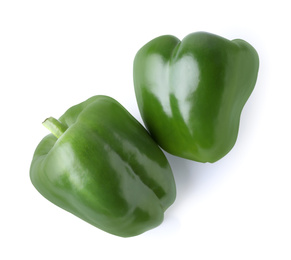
[1,0,291,259]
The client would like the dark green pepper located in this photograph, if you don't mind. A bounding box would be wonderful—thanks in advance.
[133,31,259,163]
[30,95,176,237]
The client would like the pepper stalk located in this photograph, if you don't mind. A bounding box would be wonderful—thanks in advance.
[42,117,68,138]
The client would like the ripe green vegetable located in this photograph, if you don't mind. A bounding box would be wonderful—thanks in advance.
[30,95,176,237]
[133,31,259,162]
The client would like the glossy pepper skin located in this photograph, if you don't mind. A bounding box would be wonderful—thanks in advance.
[133,32,259,163]
[30,95,176,237]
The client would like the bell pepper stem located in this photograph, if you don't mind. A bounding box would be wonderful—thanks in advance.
[42,117,68,138]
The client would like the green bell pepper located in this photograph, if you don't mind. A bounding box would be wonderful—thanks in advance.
[133,31,259,163]
[30,95,176,237]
